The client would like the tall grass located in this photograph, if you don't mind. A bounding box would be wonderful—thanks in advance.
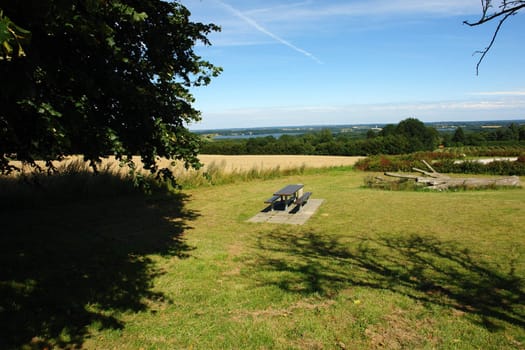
[177,160,307,188]
[0,160,169,210]
[1,159,315,208]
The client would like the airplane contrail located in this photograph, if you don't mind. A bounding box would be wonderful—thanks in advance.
[215,0,323,64]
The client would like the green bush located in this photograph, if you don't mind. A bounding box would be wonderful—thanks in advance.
[355,155,432,172]
[363,175,420,191]
[433,160,525,176]
[356,153,525,176]
[442,145,525,157]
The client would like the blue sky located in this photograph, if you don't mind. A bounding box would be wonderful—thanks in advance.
[183,0,525,130]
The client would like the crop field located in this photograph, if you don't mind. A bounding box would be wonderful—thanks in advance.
[8,154,364,175]
[1,160,524,349]
[197,155,364,172]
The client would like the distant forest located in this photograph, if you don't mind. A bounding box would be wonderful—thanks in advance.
[200,118,525,156]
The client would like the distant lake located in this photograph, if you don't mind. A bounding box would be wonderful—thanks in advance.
[195,120,525,140]
[213,132,305,140]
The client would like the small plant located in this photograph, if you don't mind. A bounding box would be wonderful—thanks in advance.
[363,175,421,191]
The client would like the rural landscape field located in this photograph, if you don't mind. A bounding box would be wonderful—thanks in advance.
[197,155,364,172]
[3,1,525,349]
[1,155,524,349]
[9,154,364,174]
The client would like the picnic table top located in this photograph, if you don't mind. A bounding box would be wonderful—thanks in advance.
[274,184,303,196]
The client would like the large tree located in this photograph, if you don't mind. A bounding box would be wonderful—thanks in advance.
[395,118,440,152]
[0,0,221,174]
[464,0,525,74]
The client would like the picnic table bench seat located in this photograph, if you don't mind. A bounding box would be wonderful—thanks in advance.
[264,195,281,211]
[295,191,312,210]
[265,195,280,204]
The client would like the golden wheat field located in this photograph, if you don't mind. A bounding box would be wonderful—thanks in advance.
[197,154,363,171]
[9,154,364,174]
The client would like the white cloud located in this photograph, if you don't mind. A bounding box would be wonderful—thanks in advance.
[192,97,525,129]
[188,0,482,48]
[213,0,322,63]
[241,0,480,23]
[469,90,525,96]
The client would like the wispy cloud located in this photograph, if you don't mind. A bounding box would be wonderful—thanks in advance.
[469,90,525,96]
[338,0,479,16]
[213,0,323,64]
[189,0,480,47]
[240,0,480,23]
[193,97,525,129]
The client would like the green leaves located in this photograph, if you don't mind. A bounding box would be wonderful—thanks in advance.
[110,2,148,22]
[0,1,221,175]
[0,10,30,60]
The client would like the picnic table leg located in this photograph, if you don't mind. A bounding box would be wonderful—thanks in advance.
[279,196,286,210]
[286,196,292,210]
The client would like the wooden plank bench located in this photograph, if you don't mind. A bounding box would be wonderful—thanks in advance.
[264,195,280,211]
[295,192,312,211]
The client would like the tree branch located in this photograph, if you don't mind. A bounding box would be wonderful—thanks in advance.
[463,1,525,75]
[474,11,515,75]
[464,2,525,26]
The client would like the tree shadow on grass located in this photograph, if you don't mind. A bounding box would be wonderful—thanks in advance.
[0,180,198,349]
[252,229,524,330]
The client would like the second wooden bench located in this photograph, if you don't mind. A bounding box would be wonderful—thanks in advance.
[295,192,312,211]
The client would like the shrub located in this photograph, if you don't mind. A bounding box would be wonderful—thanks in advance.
[355,155,424,172]
[363,175,420,191]
[357,152,525,176]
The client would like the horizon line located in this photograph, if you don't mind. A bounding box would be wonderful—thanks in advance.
[190,118,525,132]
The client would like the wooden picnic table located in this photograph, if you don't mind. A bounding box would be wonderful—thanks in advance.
[264,184,313,212]
[274,184,304,210]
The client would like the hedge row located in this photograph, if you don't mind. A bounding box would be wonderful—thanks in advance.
[440,145,525,157]
[355,154,525,176]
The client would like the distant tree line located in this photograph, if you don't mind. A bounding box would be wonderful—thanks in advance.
[443,123,525,147]
[201,118,525,156]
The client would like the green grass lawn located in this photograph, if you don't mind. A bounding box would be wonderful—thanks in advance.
[1,168,524,349]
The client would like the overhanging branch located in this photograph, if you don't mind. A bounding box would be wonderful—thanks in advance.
[463,1,525,74]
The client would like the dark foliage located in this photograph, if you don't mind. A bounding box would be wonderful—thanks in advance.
[202,118,441,156]
[1,0,221,174]
[202,120,525,157]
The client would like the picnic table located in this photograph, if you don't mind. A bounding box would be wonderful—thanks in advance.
[265,184,310,211]
[275,184,303,209]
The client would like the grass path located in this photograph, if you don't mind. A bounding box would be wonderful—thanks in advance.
[1,168,524,349]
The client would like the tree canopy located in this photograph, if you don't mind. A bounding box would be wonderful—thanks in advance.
[0,0,221,175]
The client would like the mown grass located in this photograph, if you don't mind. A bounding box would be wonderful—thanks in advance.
[1,164,524,349]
